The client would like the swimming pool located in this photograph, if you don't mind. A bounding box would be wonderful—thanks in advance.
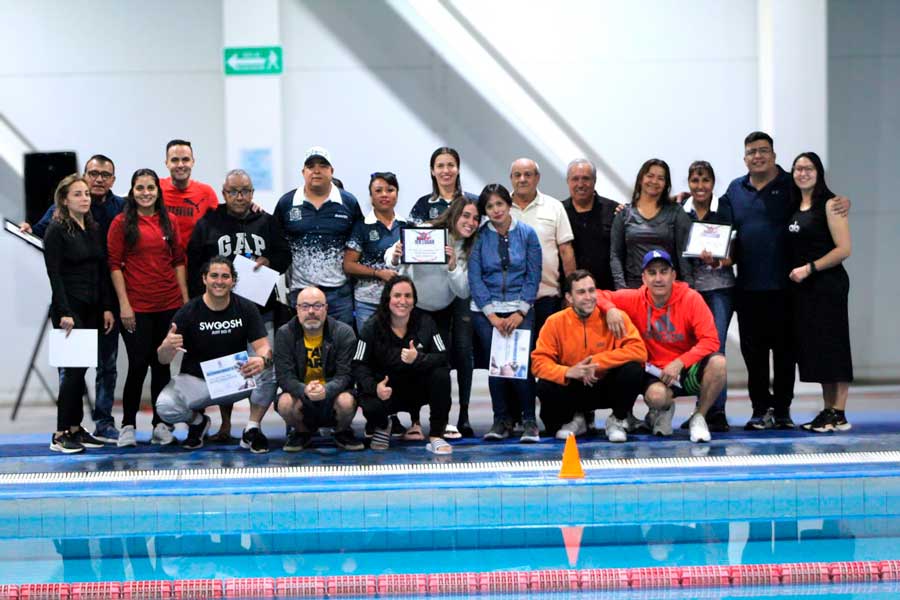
[0,447,897,598]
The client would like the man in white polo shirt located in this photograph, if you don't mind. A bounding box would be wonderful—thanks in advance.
[509,157,576,432]
[509,157,576,335]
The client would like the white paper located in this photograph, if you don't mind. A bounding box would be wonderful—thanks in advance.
[49,329,97,367]
[200,351,257,399]
[489,328,531,379]
[683,222,733,258]
[233,254,279,306]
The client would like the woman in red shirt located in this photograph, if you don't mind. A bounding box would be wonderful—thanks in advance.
[107,169,188,446]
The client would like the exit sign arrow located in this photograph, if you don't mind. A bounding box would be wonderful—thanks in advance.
[224,46,282,76]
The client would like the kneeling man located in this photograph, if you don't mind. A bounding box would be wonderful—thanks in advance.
[599,250,726,442]
[274,286,362,452]
[157,256,277,452]
[532,270,647,443]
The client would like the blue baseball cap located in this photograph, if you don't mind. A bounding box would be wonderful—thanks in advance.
[641,249,674,270]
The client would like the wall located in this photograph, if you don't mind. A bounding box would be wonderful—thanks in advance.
[827,0,900,381]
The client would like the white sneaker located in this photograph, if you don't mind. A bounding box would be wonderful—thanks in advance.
[689,412,711,443]
[651,403,675,437]
[555,414,587,440]
[151,423,175,446]
[605,415,628,443]
[117,425,137,447]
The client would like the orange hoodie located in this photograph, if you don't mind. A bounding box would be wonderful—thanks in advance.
[596,281,719,369]
[531,306,648,385]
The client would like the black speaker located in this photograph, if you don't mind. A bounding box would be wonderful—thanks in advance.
[24,151,78,225]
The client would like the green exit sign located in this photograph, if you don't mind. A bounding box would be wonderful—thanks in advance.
[224,46,283,76]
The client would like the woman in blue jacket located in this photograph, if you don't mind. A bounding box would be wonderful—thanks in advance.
[468,184,542,442]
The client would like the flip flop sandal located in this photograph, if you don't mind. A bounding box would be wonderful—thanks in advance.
[425,438,452,455]
[402,424,425,441]
[370,428,391,451]
[206,430,238,444]
[444,424,462,439]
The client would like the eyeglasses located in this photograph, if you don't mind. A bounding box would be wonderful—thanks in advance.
[299,302,326,311]
[370,171,396,180]
[793,166,816,174]
[224,188,254,198]
[745,148,772,157]
[86,170,114,180]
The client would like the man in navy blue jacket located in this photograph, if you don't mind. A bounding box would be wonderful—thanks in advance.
[20,154,124,442]
[718,132,848,431]
[272,147,362,326]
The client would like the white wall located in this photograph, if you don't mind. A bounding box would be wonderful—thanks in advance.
[827,0,900,381]
[0,0,894,405]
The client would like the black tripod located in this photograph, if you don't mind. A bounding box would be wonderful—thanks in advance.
[11,307,93,420]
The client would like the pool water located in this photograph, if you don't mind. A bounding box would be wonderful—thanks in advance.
[2,515,898,585]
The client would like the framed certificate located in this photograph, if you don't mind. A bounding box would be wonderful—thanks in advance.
[400,227,448,264]
[683,222,734,259]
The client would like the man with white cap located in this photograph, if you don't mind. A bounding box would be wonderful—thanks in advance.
[273,147,362,326]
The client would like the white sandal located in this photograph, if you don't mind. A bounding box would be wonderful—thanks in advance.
[425,438,452,455]
[443,424,462,439]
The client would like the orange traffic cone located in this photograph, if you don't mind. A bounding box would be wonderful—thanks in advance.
[558,434,585,479]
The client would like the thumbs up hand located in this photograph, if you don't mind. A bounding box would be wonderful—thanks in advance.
[164,323,184,352]
[400,339,418,364]
[376,375,392,401]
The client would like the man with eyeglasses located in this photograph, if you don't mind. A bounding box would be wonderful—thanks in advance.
[718,131,849,431]
[273,147,363,327]
[157,256,277,452]
[274,286,362,451]
[185,169,290,442]
[21,154,125,444]
[160,139,219,252]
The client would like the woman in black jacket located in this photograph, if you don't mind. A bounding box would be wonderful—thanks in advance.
[352,276,452,454]
[43,174,115,453]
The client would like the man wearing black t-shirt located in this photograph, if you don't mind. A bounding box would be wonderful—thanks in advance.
[156,256,276,452]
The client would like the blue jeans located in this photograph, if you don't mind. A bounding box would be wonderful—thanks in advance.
[289,282,355,328]
[700,287,734,414]
[354,300,378,332]
[59,320,119,429]
[472,310,536,424]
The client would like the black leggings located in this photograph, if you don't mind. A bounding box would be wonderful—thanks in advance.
[419,299,474,424]
[537,361,644,431]
[120,309,177,427]
[52,299,98,432]
[360,366,451,438]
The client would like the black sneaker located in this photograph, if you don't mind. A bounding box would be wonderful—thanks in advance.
[774,412,795,430]
[240,427,270,454]
[390,415,407,438]
[364,420,375,439]
[483,420,510,440]
[457,421,475,438]
[706,412,731,433]
[745,408,775,430]
[333,429,364,451]
[73,427,105,449]
[803,409,833,433]
[283,430,312,452]
[50,431,84,454]
[832,411,852,432]
[184,415,211,450]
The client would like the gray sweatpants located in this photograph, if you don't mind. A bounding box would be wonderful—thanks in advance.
[156,367,277,425]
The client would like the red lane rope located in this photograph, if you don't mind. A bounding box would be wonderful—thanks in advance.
[1,560,896,598]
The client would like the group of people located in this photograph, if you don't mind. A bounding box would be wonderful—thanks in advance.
[31,130,854,455]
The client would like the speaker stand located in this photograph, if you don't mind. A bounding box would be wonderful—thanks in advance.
[11,307,56,420]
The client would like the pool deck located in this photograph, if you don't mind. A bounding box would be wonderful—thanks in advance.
[0,385,898,498]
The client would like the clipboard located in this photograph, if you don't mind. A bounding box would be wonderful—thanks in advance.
[4,218,44,251]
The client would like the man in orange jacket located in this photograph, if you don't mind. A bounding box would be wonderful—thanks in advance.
[598,249,726,442]
[532,270,647,442]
